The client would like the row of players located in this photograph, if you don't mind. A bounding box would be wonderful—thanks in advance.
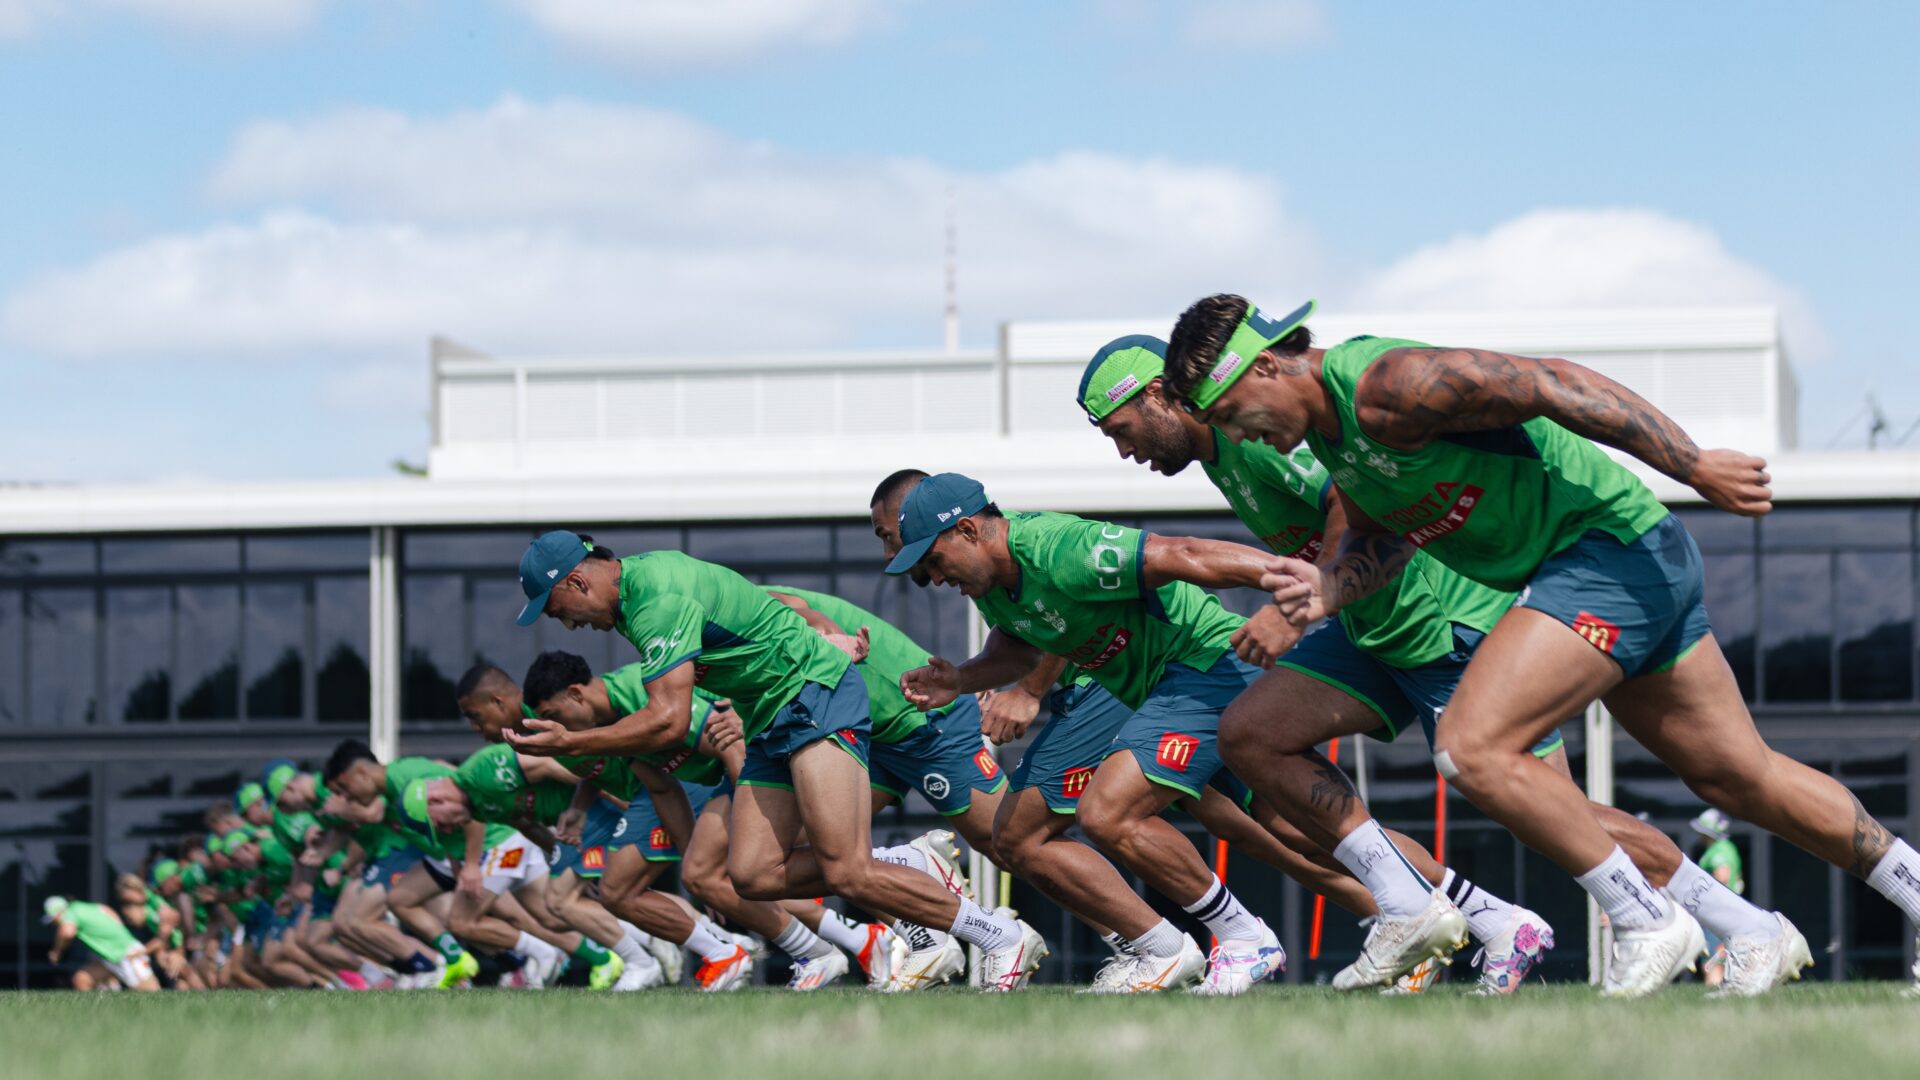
[51,294,1920,995]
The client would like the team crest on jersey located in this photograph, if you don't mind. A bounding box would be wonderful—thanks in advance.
[640,631,689,676]
[1155,733,1199,771]
[1228,469,1260,513]
[1571,611,1621,655]
[648,827,672,851]
[973,747,1000,781]
[1030,599,1069,635]
[581,846,604,871]
[1061,767,1094,799]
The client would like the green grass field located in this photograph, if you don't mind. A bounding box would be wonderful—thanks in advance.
[2,984,1915,1080]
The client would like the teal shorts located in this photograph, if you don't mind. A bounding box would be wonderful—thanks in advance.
[1515,514,1712,679]
[1011,681,1134,813]
[1277,620,1566,757]
[625,781,724,862]
[739,666,872,790]
[870,695,1008,815]
[1109,653,1262,802]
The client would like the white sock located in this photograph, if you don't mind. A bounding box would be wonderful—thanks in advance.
[1440,868,1521,944]
[683,919,737,964]
[947,897,1019,951]
[1666,856,1776,939]
[771,916,837,961]
[1181,876,1263,942]
[513,932,558,960]
[813,908,873,956]
[1100,931,1135,957]
[615,920,655,949]
[357,960,389,982]
[872,844,928,872]
[1575,846,1672,931]
[1331,820,1433,919]
[1866,838,1920,924]
[609,930,653,971]
[1128,918,1186,957]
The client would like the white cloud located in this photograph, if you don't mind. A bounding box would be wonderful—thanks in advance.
[0,0,325,37]
[8,97,1313,358]
[1353,207,1824,354]
[505,0,892,71]
[1184,0,1330,52]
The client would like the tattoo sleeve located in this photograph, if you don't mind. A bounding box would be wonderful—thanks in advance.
[1358,348,1703,482]
[1321,529,1416,616]
[1848,790,1895,878]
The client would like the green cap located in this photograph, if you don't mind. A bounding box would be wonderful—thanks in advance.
[150,859,181,885]
[1182,299,1317,412]
[1077,335,1168,423]
[234,782,265,811]
[400,778,442,838]
[263,761,299,803]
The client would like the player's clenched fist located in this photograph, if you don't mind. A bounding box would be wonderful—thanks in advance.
[900,656,961,711]
[1686,449,1772,517]
[1260,555,1327,625]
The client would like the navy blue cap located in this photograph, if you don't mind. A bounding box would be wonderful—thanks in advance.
[516,530,593,625]
[885,473,989,575]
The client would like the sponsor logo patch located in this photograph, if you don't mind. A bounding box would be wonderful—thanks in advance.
[836,728,861,747]
[648,827,672,851]
[973,747,1000,781]
[1105,374,1141,403]
[922,773,951,800]
[1067,624,1133,670]
[1208,351,1245,385]
[496,846,523,870]
[581,846,604,871]
[1061,766,1094,800]
[1378,482,1486,547]
[1155,733,1199,771]
[1571,611,1621,655]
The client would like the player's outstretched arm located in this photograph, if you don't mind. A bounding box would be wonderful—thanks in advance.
[978,653,1068,744]
[1141,535,1274,591]
[1357,346,1771,515]
[510,661,696,757]
[768,591,871,663]
[902,629,1044,711]
[631,761,697,853]
[1263,487,1416,625]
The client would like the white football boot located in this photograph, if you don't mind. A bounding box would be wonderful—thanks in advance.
[786,949,851,991]
[1191,919,1286,996]
[1708,912,1812,998]
[908,829,972,899]
[1470,907,1555,995]
[1601,908,1707,998]
[886,923,965,992]
[1114,933,1207,993]
[1332,889,1470,991]
[976,909,1048,992]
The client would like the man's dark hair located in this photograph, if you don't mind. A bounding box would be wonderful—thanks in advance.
[324,738,378,783]
[577,533,618,561]
[870,469,930,509]
[1164,293,1313,400]
[455,663,511,700]
[977,502,1005,521]
[522,650,593,710]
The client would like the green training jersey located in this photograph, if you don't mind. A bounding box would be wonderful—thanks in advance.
[1699,837,1745,895]
[974,511,1243,710]
[59,901,139,963]
[1201,432,1514,667]
[454,743,577,826]
[613,552,855,741]
[597,671,729,786]
[140,894,183,949]
[382,757,516,858]
[1308,336,1672,593]
[766,585,930,744]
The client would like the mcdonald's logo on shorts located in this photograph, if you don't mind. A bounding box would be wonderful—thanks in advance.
[1571,611,1620,655]
[1155,733,1199,771]
[1061,767,1094,799]
[648,827,672,851]
[973,747,1000,781]
[581,846,605,871]
[496,846,524,870]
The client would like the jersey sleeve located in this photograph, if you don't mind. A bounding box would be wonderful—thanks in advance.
[602,663,653,716]
[621,594,707,682]
[1242,443,1331,514]
[1031,517,1148,603]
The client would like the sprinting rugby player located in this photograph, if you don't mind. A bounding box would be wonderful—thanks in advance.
[507,532,1048,989]
[1079,333,1783,993]
[1161,294,1920,996]
[45,895,160,992]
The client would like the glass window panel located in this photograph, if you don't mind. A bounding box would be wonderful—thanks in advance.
[176,584,240,720]
[1763,505,1911,551]
[471,577,541,686]
[1835,552,1913,702]
[402,574,464,722]
[0,762,91,837]
[0,589,19,723]
[24,587,96,726]
[402,529,536,569]
[106,586,172,722]
[101,536,239,574]
[834,523,888,569]
[316,577,370,722]
[1701,552,1757,701]
[245,583,306,719]
[1669,508,1755,553]
[685,524,831,563]
[1138,515,1250,543]
[246,532,369,571]
[0,539,96,576]
[1760,553,1832,702]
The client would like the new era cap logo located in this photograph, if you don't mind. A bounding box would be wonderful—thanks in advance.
[1208,351,1244,384]
[935,505,963,523]
[1105,374,1140,402]
[546,569,559,579]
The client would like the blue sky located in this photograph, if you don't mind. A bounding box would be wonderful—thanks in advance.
[2,0,1915,482]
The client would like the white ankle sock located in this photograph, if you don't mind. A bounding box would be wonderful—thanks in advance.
[1332,820,1433,919]
[771,916,836,960]
[1867,839,1920,923]
[872,844,928,872]
[514,932,557,959]
[813,908,872,955]
[947,897,1018,951]
[683,920,736,963]
[1128,918,1186,957]
[1181,876,1263,942]
[616,920,654,948]
[1440,868,1520,943]
[1575,846,1672,931]
[1666,856,1775,939]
